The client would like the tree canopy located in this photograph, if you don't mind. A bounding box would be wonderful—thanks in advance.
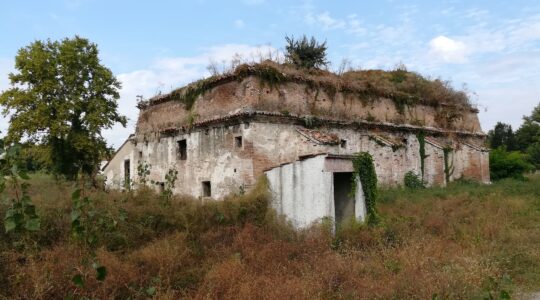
[0,36,126,179]
[285,35,328,69]
[487,122,516,151]
[488,102,540,179]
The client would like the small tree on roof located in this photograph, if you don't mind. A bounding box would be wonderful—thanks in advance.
[285,35,328,69]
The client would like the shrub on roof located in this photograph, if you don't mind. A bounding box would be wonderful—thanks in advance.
[285,35,329,69]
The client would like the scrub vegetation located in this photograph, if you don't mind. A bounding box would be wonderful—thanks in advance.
[1,174,539,299]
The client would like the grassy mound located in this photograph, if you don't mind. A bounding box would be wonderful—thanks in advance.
[0,174,539,299]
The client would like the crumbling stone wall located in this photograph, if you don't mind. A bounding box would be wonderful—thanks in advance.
[121,119,488,199]
[107,74,490,198]
[136,76,483,137]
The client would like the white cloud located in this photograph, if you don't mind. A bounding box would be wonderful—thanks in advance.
[428,35,468,63]
[234,19,245,29]
[103,44,277,148]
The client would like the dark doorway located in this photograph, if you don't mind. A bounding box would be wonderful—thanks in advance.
[177,139,187,160]
[202,181,211,197]
[333,172,355,226]
[234,136,243,148]
[124,159,131,188]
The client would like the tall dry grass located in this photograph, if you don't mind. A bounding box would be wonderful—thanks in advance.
[0,175,539,299]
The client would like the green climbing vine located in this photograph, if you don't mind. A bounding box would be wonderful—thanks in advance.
[443,147,454,184]
[417,131,427,181]
[351,152,379,226]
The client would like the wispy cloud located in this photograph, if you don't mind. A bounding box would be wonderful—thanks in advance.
[305,11,366,35]
[234,19,245,29]
[305,11,345,30]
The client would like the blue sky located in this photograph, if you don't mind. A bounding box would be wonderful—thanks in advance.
[1,0,540,147]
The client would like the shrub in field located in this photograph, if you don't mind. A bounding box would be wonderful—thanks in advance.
[489,148,533,180]
[404,171,424,189]
[0,144,40,236]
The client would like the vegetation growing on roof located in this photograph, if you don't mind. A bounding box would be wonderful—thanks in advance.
[166,76,221,110]
[149,60,473,118]
[284,35,329,69]
[235,63,286,89]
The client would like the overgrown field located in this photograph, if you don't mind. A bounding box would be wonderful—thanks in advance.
[1,175,539,299]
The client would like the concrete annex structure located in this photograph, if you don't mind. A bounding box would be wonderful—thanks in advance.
[104,62,490,228]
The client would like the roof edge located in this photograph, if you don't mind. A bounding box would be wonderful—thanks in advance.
[144,110,487,138]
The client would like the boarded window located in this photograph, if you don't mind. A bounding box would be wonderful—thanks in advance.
[124,159,130,188]
[234,136,243,148]
[202,181,211,197]
[177,140,187,160]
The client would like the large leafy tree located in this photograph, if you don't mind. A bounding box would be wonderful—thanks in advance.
[514,121,540,152]
[285,35,328,69]
[0,36,126,180]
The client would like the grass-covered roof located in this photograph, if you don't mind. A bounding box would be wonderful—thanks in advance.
[140,61,475,114]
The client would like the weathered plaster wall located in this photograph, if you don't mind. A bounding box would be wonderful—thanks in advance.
[106,120,489,198]
[103,139,135,189]
[136,76,483,136]
[265,155,366,229]
[451,142,490,183]
[134,124,254,198]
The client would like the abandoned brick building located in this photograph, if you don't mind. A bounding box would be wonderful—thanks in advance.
[103,62,489,227]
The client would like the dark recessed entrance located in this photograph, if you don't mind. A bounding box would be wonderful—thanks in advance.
[124,159,130,188]
[333,172,355,226]
[202,181,211,197]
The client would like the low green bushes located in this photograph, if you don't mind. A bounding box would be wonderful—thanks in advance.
[489,148,533,181]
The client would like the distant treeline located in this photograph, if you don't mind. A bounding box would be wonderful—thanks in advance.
[487,103,540,180]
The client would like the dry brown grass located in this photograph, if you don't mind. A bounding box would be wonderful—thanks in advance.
[0,175,539,299]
